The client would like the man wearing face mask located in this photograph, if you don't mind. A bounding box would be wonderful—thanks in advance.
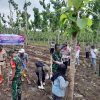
[9,49,22,100]
[18,49,31,84]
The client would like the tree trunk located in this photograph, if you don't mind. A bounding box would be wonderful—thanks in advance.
[65,33,77,100]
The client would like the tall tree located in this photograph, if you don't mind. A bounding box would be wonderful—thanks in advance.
[60,0,93,99]
[33,7,41,31]
[9,0,19,34]
[8,0,15,33]
[1,14,7,33]
[23,0,31,45]
[50,0,66,32]
[39,0,50,31]
[23,0,31,35]
[0,14,3,33]
[39,0,66,32]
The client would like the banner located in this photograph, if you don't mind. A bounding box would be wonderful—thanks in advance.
[0,34,25,45]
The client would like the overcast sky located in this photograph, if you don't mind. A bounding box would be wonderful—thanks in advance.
[0,0,50,22]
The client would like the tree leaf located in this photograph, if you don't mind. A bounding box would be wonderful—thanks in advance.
[77,18,88,29]
[67,0,83,10]
[60,14,68,23]
[83,0,93,5]
[63,19,68,25]
[69,17,76,22]
[67,0,73,7]
[86,27,93,33]
[72,0,83,10]
[87,18,92,26]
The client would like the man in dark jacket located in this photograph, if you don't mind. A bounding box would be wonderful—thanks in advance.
[35,61,45,89]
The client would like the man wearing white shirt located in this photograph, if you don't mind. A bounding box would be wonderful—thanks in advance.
[90,45,97,73]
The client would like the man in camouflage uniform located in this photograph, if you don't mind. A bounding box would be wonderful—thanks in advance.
[9,50,23,100]
[52,44,62,74]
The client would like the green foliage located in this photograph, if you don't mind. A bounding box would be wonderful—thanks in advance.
[89,0,100,29]
[77,18,92,29]
[41,11,48,32]
[87,18,92,26]
[0,18,3,32]
[60,14,68,24]
[33,8,41,30]
[67,0,93,10]
[1,14,6,24]
[60,0,94,38]
[20,11,30,28]
[68,0,83,10]
[37,0,66,32]
[0,0,99,45]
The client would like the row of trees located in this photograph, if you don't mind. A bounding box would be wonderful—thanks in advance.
[0,0,99,43]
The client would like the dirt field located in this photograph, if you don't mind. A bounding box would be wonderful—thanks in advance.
[0,45,100,100]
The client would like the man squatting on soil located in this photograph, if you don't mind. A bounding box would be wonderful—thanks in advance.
[35,61,46,89]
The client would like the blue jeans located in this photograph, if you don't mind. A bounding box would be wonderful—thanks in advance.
[91,58,96,66]
[91,58,96,71]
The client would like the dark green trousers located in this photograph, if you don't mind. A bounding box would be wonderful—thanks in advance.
[11,77,22,100]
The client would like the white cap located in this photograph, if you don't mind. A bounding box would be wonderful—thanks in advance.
[18,48,25,53]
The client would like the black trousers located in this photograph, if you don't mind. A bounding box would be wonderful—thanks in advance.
[50,48,54,54]
[52,94,63,100]
[36,70,45,86]
[86,52,89,58]
[63,61,68,70]
[63,59,70,70]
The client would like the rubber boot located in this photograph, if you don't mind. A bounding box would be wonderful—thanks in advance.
[0,74,3,84]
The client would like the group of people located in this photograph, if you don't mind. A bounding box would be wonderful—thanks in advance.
[0,46,31,100]
[50,42,99,100]
[0,42,99,100]
[50,42,71,100]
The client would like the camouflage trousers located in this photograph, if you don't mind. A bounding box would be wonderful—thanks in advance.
[11,77,22,100]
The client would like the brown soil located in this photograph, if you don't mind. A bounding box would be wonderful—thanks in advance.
[0,45,100,100]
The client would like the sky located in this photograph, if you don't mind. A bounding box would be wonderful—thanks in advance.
[0,0,50,22]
